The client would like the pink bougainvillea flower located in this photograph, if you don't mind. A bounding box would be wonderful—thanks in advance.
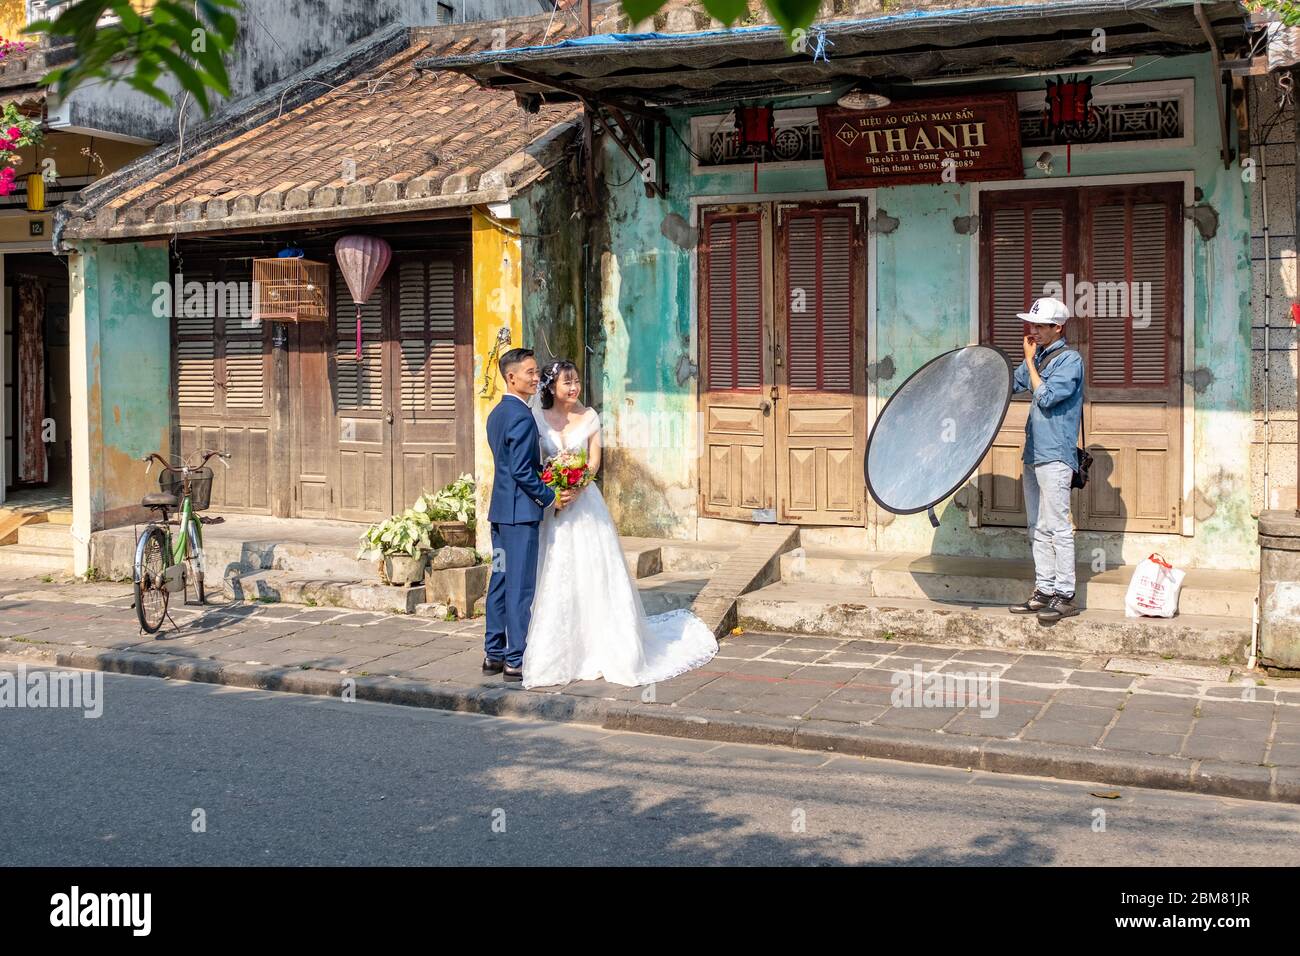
[6,127,19,139]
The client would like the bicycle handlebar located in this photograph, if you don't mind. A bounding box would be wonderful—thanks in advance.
[141,449,230,475]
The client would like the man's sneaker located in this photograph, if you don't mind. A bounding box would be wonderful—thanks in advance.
[1009,589,1054,614]
[1038,593,1081,622]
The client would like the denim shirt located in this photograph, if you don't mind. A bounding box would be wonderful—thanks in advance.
[1012,337,1085,469]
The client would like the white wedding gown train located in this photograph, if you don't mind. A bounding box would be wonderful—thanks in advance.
[523,406,718,689]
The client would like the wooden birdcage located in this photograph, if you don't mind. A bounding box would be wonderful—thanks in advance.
[252,257,330,322]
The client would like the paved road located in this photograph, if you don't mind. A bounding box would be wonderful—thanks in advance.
[3,665,1299,866]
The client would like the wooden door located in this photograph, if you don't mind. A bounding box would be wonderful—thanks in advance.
[978,189,1076,526]
[773,200,867,524]
[174,260,272,514]
[332,266,392,522]
[698,205,777,520]
[289,319,334,518]
[1077,182,1183,532]
[977,183,1183,532]
[389,254,474,510]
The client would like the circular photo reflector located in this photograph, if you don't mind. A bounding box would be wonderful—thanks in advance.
[865,345,1012,515]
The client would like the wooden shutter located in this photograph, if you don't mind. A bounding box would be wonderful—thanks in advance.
[988,203,1069,356]
[978,190,1075,526]
[335,269,383,410]
[397,259,457,416]
[1078,182,1182,532]
[175,267,265,413]
[704,213,763,391]
[221,266,265,412]
[785,208,852,392]
[428,259,457,413]
[176,280,216,409]
[399,260,429,414]
[1087,198,1170,387]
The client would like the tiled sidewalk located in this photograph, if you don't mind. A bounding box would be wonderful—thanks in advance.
[2,580,1299,802]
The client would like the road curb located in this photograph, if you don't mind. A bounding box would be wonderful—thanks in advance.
[2,638,1292,804]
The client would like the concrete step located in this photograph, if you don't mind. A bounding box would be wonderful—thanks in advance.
[0,544,75,577]
[223,565,706,619]
[735,580,1252,664]
[223,569,426,614]
[17,522,72,549]
[93,520,378,581]
[780,549,1257,619]
[636,570,711,615]
[621,537,735,579]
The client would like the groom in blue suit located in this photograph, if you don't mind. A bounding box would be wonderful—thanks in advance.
[484,348,573,682]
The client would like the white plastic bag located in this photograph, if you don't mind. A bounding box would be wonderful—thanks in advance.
[1124,553,1186,618]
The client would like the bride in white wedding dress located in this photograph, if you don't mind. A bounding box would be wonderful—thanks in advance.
[523,360,718,690]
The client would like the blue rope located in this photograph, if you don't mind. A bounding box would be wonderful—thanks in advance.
[810,27,833,63]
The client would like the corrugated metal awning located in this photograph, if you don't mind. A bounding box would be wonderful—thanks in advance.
[416,0,1248,105]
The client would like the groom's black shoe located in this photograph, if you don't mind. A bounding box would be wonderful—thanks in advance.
[503,665,524,683]
[482,656,505,674]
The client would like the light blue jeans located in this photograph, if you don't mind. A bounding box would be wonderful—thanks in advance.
[1022,460,1076,597]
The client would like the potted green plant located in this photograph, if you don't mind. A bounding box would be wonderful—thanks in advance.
[416,473,476,547]
[357,510,433,586]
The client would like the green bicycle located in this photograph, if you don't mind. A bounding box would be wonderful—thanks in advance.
[133,448,229,634]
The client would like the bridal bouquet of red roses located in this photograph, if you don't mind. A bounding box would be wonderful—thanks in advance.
[541,450,591,491]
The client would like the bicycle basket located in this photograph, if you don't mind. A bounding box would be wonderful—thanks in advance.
[159,467,214,512]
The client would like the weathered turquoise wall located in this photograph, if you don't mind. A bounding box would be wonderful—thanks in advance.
[531,51,1256,569]
[519,156,586,378]
[74,239,172,532]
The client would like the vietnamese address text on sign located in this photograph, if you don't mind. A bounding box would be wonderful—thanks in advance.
[817,93,1024,188]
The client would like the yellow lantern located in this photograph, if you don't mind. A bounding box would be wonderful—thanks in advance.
[24,172,44,212]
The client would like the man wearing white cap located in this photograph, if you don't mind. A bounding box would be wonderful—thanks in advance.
[1007,296,1085,622]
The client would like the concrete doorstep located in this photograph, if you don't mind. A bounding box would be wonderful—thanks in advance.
[2,585,1298,806]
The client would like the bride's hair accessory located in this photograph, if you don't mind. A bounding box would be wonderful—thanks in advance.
[539,359,578,409]
[539,361,562,389]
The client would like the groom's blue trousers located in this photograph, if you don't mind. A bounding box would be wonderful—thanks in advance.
[484,520,541,668]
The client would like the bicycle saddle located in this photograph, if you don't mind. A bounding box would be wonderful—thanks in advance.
[142,492,179,509]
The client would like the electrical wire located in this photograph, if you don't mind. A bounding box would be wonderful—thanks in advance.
[666,117,708,164]
[476,206,564,240]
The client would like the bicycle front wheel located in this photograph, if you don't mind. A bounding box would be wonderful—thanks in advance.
[134,526,170,634]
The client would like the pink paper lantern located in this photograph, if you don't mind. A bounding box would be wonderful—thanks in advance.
[334,234,393,359]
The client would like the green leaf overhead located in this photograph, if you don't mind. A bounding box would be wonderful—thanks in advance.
[619,0,820,33]
[765,0,822,34]
[700,0,753,26]
[620,0,671,23]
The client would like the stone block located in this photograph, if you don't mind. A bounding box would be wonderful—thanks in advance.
[429,546,477,571]
[425,563,490,617]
